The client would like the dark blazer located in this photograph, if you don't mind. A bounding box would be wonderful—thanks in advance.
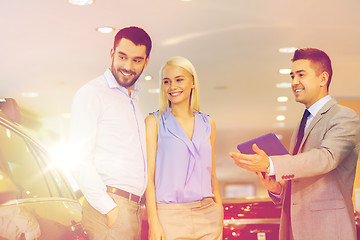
[270,98,360,240]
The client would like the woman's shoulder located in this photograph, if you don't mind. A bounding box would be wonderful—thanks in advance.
[148,110,159,119]
[196,111,213,127]
[196,111,210,121]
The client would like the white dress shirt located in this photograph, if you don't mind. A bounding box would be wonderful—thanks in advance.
[70,69,147,215]
[303,95,331,132]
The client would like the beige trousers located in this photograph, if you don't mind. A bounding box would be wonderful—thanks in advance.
[82,192,141,240]
[157,198,223,240]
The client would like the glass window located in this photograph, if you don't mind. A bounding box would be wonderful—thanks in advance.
[32,147,75,199]
[0,124,51,198]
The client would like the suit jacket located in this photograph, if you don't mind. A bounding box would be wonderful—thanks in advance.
[270,98,360,240]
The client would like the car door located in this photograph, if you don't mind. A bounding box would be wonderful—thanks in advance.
[0,119,87,240]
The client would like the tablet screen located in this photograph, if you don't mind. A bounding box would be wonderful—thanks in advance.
[237,133,289,156]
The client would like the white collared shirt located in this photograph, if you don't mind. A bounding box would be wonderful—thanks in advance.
[70,69,147,214]
[305,95,331,132]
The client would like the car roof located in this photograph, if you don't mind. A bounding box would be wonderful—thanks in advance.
[0,111,47,154]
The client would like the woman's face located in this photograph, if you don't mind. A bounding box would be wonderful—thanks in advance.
[162,65,194,106]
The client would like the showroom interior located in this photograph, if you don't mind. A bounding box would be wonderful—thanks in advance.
[1,0,360,212]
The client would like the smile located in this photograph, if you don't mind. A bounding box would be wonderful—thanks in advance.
[169,91,182,97]
[294,89,304,93]
[120,69,134,77]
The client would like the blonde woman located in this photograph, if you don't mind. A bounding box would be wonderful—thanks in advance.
[145,56,223,240]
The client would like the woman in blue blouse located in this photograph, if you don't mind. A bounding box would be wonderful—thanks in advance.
[145,56,223,240]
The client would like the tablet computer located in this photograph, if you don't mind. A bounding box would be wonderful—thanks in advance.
[237,133,289,156]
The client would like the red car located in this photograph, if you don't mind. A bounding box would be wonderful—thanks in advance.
[140,197,281,240]
[142,197,360,240]
[356,210,360,239]
[223,197,360,240]
[223,197,281,240]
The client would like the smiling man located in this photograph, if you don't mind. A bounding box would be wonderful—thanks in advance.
[230,48,360,240]
[70,26,151,240]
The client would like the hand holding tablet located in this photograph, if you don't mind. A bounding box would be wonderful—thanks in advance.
[229,133,289,174]
[237,133,289,156]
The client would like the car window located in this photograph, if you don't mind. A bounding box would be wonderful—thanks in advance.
[32,147,75,199]
[0,124,51,198]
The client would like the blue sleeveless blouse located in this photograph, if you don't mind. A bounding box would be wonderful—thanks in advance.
[150,110,214,203]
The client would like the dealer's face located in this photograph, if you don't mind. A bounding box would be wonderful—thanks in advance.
[290,59,327,108]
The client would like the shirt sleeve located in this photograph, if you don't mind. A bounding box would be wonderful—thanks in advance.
[268,189,283,205]
[69,85,117,215]
[268,157,276,176]
[266,157,282,201]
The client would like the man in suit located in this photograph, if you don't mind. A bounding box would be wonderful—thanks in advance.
[229,48,360,240]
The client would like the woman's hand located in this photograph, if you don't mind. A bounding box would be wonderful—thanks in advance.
[149,218,166,240]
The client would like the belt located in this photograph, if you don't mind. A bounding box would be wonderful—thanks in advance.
[106,186,143,204]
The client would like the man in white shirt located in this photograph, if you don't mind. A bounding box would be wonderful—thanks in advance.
[230,48,360,240]
[70,26,151,240]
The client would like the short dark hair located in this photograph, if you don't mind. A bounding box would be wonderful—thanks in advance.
[113,26,152,58]
[291,48,333,90]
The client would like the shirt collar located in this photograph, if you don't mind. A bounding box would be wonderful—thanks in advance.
[103,68,142,98]
[307,95,331,117]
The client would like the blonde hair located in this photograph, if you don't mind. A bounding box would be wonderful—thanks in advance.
[158,56,200,117]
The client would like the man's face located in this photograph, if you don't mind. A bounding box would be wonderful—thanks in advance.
[110,38,149,89]
[290,59,328,108]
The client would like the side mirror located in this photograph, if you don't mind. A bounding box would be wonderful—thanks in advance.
[0,170,19,204]
[0,98,20,123]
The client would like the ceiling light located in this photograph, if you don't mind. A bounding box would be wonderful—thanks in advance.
[276,106,288,111]
[62,113,71,119]
[276,115,286,121]
[279,47,297,53]
[22,92,38,98]
[144,75,152,81]
[277,96,288,102]
[276,82,291,88]
[279,69,291,74]
[148,88,160,94]
[96,27,115,34]
[274,122,285,128]
[68,0,94,6]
